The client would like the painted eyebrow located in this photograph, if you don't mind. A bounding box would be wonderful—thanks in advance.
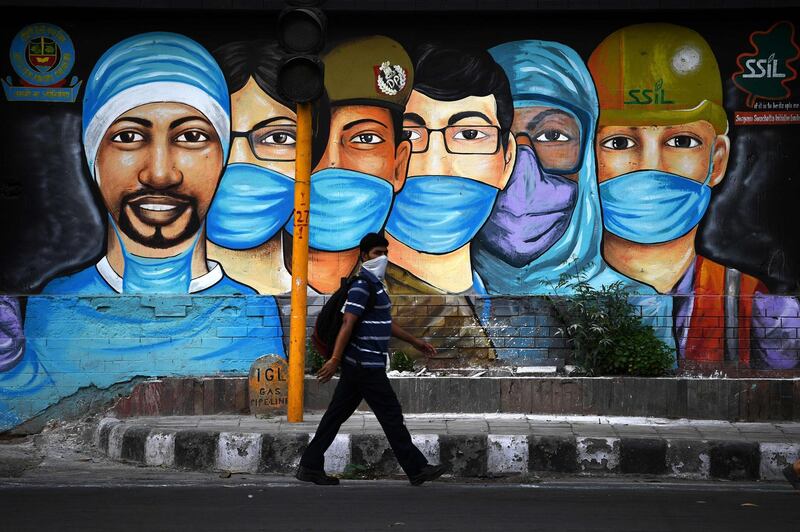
[249,116,297,130]
[169,116,210,129]
[525,109,574,131]
[112,117,152,128]
[448,111,493,126]
[403,113,425,126]
[342,118,389,131]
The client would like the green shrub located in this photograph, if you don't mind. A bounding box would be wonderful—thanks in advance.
[547,271,674,377]
[390,350,415,372]
[306,340,326,374]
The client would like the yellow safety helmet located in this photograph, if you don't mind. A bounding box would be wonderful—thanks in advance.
[588,23,728,134]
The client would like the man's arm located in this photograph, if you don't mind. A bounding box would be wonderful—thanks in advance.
[317,312,359,383]
[391,322,437,357]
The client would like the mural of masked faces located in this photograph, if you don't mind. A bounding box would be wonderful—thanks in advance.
[300,104,409,293]
[512,106,581,182]
[95,101,224,255]
[207,76,297,294]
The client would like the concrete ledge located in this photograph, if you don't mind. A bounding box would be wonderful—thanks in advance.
[96,416,800,482]
[111,377,800,422]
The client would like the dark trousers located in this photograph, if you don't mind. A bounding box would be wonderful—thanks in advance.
[300,361,428,477]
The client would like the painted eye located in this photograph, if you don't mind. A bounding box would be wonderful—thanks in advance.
[601,136,636,150]
[111,131,144,143]
[453,129,487,141]
[259,131,297,145]
[666,135,701,148]
[402,129,422,141]
[534,130,571,142]
[351,133,384,144]
[175,130,210,143]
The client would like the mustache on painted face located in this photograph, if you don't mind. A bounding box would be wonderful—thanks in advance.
[117,189,201,249]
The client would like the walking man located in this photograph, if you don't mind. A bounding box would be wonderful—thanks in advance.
[297,232,448,486]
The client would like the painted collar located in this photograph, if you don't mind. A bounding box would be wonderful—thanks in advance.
[95,256,224,294]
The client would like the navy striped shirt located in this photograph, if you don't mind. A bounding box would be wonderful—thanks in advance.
[342,268,392,367]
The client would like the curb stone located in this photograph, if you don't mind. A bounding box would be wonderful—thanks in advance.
[96,418,794,481]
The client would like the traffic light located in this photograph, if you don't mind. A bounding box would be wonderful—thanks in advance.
[276,0,326,103]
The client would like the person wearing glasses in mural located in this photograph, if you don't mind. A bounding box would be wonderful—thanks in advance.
[381,44,516,364]
[206,40,329,295]
[0,33,284,431]
[471,40,676,356]
[282,36,413,294]
[589,24,798,370]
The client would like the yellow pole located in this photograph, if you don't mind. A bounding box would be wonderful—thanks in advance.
[288,102,312,423]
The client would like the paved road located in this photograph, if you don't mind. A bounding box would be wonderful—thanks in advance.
[1,479,796,531]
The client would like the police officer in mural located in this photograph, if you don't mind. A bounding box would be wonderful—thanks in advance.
[589,23,799,369]
[282,35,413,294]
[297,232,446,486]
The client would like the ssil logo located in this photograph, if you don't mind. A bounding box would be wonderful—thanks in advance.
[733,21,800,107]
[623,79,675,105]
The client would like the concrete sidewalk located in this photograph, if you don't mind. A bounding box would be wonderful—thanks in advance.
[95,414,800,482]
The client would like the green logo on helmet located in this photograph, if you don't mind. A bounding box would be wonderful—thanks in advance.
[623,79,675,105]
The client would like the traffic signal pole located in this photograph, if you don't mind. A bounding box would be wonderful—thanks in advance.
[287,102,312,423]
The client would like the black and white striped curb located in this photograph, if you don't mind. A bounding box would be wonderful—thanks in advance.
[95,418,799,481]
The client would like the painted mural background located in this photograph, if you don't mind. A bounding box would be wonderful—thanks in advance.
[1,6,799,430]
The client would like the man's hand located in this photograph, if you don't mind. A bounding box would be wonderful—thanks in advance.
[317,358,341,383]
[414,339,437,358]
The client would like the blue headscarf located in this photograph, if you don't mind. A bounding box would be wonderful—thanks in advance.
[473,40,676,358]
[82,32,230,179]
[474,40,644,294]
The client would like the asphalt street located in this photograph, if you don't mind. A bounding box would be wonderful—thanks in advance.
[0,478,796,532]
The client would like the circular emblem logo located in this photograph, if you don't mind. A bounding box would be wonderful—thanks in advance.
[376,61,407,96]
[10,23,75,87]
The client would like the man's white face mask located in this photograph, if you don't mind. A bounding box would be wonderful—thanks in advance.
[362,255,388,281]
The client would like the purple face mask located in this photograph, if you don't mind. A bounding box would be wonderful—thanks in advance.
[475,145,577,268]
[0,296,24,372]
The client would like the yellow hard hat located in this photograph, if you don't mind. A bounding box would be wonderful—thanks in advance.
[588,23,728,134]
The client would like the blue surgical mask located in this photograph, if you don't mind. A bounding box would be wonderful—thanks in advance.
[284,168,394,252]
[386,175,499,254]
[110,217,198,294]
[599,159,713,244]
[206,163,294,249]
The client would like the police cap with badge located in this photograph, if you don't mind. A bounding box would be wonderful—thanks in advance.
[323,35,414,111]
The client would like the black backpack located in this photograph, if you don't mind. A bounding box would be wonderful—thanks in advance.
[311,275,376,360]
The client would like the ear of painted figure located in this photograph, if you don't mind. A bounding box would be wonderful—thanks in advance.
[207,163,295,249]
[599,160,714,244]
[385,175,499,254]
[110,216,197,294]
[284,168,395,252]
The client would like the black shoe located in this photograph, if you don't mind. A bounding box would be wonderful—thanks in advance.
[296,465,340,485]
[783,464,800,490]
[409,464,449,486]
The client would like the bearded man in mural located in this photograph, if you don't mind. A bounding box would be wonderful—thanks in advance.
[0,32,284,431]
[281,35,412,294]
[207,40,329,295]
[589,23,798,369]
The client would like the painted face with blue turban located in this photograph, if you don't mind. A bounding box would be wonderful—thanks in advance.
[82,32,230,258]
